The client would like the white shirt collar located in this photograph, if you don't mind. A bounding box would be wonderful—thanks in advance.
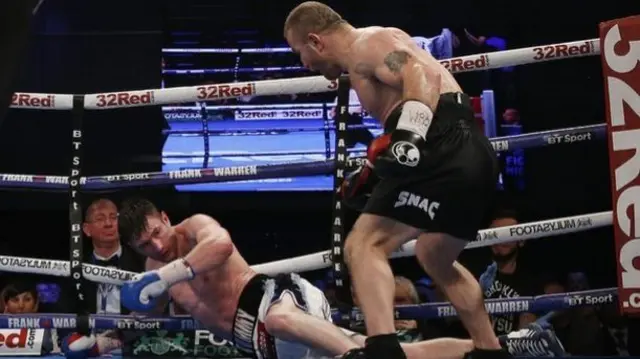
[93,245,122,261]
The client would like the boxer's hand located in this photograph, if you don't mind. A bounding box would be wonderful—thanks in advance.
[372,101,432,177]
[121,259,195,312]
[121,271,167,312]
[61,333,100,359]
[340,162,379,211]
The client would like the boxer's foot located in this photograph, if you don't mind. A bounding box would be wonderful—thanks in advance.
[364,334,407,359]
[499,323,566,357]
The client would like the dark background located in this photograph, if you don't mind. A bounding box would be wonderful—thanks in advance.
[0,0,636,287]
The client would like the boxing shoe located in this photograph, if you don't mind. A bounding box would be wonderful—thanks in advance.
[500,323,566,357]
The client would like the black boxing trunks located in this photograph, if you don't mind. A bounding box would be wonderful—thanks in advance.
[363,92,499,240]
[231,273,333,359]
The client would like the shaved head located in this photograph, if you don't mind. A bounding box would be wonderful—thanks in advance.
[284,1,346,40]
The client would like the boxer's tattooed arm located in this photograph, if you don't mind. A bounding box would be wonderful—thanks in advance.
[383,50,410,73]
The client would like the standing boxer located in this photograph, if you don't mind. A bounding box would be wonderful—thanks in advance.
[284,2,503,359]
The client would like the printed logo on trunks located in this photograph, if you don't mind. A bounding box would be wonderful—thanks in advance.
[391,141,420,167]
[394,191,440,219]
[233,309,256,354]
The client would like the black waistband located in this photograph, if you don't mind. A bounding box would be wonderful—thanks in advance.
[231,273,269,353]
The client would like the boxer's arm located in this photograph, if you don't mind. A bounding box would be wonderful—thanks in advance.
[179,214,234,275]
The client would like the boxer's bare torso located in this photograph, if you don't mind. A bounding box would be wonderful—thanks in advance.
[344,27,461,125]
[145,219,256,340]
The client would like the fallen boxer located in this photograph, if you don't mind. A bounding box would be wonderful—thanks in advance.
[61,198,564,359]
[283,2,511,359]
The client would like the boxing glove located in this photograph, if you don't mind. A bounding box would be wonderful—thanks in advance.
[372,101,433,177]
[61,333,100,359]
[340,161,379,211]
[121,259,195,312]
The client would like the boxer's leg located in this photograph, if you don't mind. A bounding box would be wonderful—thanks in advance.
[344,214,421,336]
[415,234,500,350]
[343,213,421,359]
[344,324,563,358]
[262,275,359,356]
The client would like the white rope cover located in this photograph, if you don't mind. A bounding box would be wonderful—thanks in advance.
[0,211,611,284]
[9,38,599,110]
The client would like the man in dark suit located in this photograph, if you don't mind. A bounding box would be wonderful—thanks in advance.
[82,198,144,314]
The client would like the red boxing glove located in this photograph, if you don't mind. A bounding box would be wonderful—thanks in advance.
[366,133,392,164]
[340,162,379,211]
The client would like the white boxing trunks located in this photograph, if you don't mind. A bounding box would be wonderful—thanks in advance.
[231,273,333,359]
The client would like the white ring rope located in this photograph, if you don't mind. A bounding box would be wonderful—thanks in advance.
[10,38,599,111]
[0,210,612,285]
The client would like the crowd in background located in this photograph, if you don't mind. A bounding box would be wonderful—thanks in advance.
[1,7,636,357]
[1,196,638,356]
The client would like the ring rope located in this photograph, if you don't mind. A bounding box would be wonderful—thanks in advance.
[163,66,307,74]
[162,46,292,53]
[162,89,493,112]
[0,286,617,330]
[163,124,381,135]
[162,148,369,158]
[0,210,612,284]
[0,123,606,190]
[9,38,600,111]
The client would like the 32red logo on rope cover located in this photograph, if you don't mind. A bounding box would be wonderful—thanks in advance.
[196,83,256,100]
[95,91,155,108]
[532,40,596,61]
[601,16,640,314]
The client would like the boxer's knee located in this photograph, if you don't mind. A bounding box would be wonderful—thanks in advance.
[264,310,297,338]
[264,296,304,338]
[344,229,386,266]
[345,214,418,265]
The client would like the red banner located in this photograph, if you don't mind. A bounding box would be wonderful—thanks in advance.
[600,15,640,315]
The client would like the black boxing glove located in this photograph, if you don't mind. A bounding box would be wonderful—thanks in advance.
[340,161,379,211]
[373,100,433,177]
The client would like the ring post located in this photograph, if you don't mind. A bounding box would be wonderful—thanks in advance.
[69,94,90,334]
[331,75,352,320]
[599,15,640,315]
[322,102,332,160]
[200,101,211,168]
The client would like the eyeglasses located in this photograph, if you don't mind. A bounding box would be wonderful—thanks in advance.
[89,214,119,224]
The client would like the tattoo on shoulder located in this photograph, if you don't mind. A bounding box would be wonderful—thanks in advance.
[383,50,410,73]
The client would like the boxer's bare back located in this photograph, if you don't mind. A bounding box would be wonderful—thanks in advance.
[344,27,461,123]
[143,216,256,340]
[288,26,461,125]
